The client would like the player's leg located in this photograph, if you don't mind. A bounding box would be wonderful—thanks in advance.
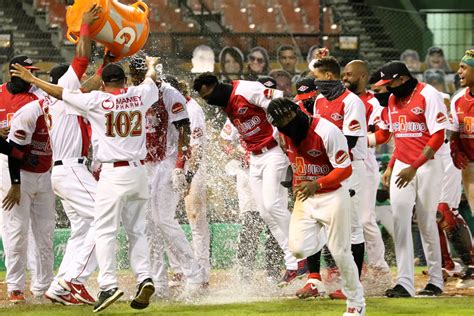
[29,172,56,295]
[415,159,444,294]
[388,160,417,297]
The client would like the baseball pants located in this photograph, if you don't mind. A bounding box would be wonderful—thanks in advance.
[146,156,203,289]
[362,153,389,269]
[168,165,211,283]
[48,159,98,294]
[390,159,444,296]
[439,153,462,208]
[289,187,365,310]
[462,162,474,216]
[2,170,55,292]
[249,146,298,270]
[95,161,152,291]
[349,160,366,245]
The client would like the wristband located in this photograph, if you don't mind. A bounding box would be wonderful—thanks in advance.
[80,23,90,37]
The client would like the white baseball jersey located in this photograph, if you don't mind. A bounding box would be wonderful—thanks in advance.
[145,82,189,163]
[220,117,240,142]
[44,57,90,161]
[62,78,159,162]
[185,97,207,148]
[313,89,368,160]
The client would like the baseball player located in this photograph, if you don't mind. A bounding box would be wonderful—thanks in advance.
[294,77,318,115]
[309,57,367,299]
[11,57,159,312]
[449,49,474,289]
[376,61,447,297]
[193,73,305,286]
[166,78,211,287]
[128,57,204,299]
[41,6,102,305]
[267,98,365,316]
[342,60,390,275]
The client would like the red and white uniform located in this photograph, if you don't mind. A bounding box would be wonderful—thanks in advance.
[314,89,367,245]
[388,82,448,295]
[358,91,389,270]
[225,80,298,270]
[44,57,99,296]
[5,100,55,294]
[450,88,474,213]
[145,83,204,292]
[285,117,365,311]
[61,78,157,291]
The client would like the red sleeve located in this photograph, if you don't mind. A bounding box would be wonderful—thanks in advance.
[316,165,352,189]
[375,129,391,144]
[411,129,444,169]
[388,153,396,168]
[71,56,89,81]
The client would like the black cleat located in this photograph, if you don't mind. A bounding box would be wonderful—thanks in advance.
[417,283,443,296]
[385,284,412,298]
[130,278,155,310]
[93,287,124,313]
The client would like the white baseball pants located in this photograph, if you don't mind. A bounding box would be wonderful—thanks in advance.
[95,162,152,291]
[48,159,98,294]
[289,187,365,310]
[362,153,389,269]
[249,146,298,270]
[146,156,203,288]
[439,153,462,208]
[348,160,366,245]
[390,159,444,295]
[2,170,55,292]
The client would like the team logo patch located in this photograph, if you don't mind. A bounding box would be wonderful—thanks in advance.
[335,150,349,164]
[331,113,343,121]
[171,103,184,114]
[192,127,203,138]
[14,130,26,141]
[263,89,275,100]
[307,149,322,157]
[373,116,381,125]
[238,107,248,115]
[101,98,114,110]
[298,85,309,92]
[348,120,361,131]
[411,107,424,115]
[262,80,274,88]
[436,112,447,124]
[223,123,232,135]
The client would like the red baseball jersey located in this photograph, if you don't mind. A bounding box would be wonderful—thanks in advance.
[0,83,38,128]
[313,89,367,160]
[225,80,283,153]
[450,87,474,160]
[388,82,449,165]
[8,100,52,173]
[282,117,351,194]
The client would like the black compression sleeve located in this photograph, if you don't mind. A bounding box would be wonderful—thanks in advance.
[172,118,190,129]
[8,141,24,185]
[345,135,359,149]
[0,137,13,156]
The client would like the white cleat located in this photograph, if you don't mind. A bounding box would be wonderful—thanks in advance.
[343,305,366,316]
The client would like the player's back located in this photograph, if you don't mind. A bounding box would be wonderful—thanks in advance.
[0,83,38,128]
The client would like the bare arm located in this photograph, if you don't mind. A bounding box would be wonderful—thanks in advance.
[11,64,64,99]
[76,5,101,58]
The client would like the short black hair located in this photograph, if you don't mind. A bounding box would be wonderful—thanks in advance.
[49,64,69,84]
[192,72,218,92]
[277,45,296,58]
[312,56,340,77]
[163,75,179,90]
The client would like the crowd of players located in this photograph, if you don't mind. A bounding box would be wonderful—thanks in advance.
[0,6,473,316]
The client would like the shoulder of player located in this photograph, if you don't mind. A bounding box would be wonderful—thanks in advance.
[418,82,440,100]
[233,80,275,100]
[313,116,339,137]
[451,88,467,105]
[342,91,365,110]
[11,100,43,123]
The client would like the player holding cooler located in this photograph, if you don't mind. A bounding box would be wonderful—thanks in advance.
[267,98,365,316]
[11,56,160,312]
[377,61,447,297]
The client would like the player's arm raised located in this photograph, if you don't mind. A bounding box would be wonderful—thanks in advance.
[11,64,64,100]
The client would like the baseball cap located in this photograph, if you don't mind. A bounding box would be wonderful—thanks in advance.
[295,77,317,101]
[257,76,277,89]
[9,55,40,71]
[49,64,69,84]
[102,63,126,83]
[373,61,412,87]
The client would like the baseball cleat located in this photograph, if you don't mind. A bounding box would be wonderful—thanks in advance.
[343,305,366,316]
[59,279,95,305]
[385,284,412,298]
[329,289,346,300]
[45,290,82,305]
[456,275,474,289]
[93,287,124,313]
[130,278,155,310]
[278,259,309,287]
[296,273,326,299]
[8,290,25,303]
[417,283,443,296]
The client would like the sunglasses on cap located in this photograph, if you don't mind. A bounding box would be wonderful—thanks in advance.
[249,55,265,64]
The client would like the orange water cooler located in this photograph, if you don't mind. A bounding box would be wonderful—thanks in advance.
[66,0,150,61]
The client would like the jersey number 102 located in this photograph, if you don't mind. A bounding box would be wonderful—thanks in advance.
[105,110,142,137]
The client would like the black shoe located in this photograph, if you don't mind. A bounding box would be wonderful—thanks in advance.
[93,288,124,313]
[417,283,443,296]
[385,284,412,298]
[130,278,155,310]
